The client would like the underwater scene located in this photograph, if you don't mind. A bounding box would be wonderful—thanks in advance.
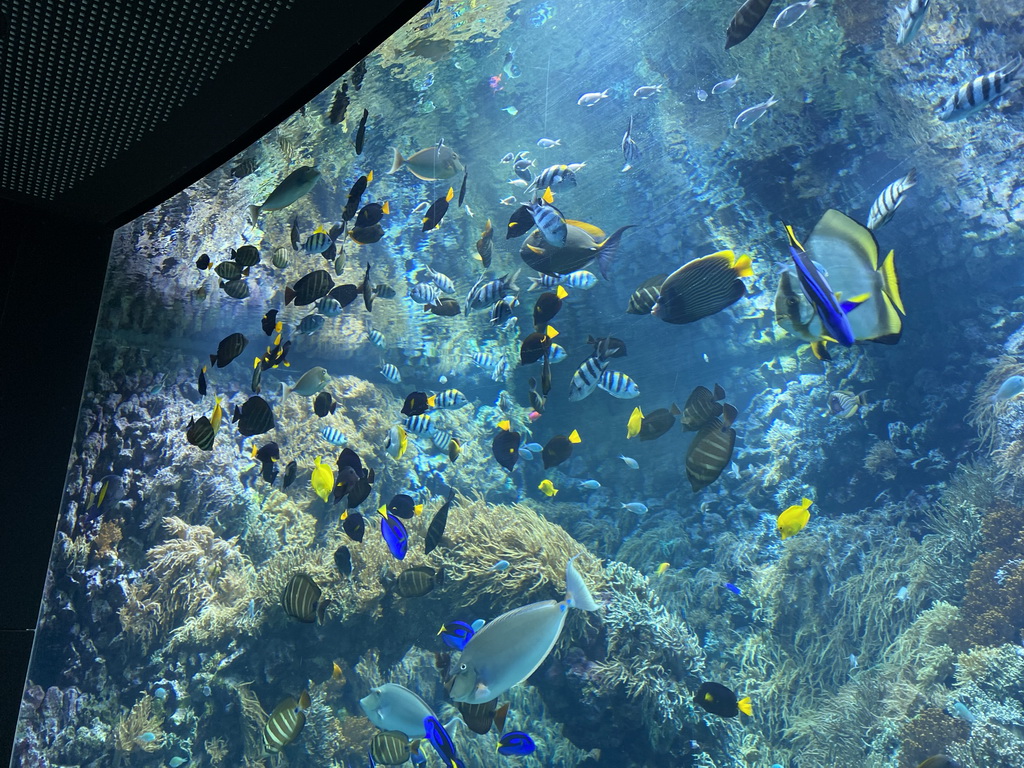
[12,0,1024,767]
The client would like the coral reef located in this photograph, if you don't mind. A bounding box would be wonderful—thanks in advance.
[115,693,166,754]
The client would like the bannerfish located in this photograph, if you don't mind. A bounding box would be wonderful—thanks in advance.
[390,142,462,180]
[652,251,753,324]
[359,683,436,739]
[725,0,776,48]
[249,166,320,226]
[445,555,599,702]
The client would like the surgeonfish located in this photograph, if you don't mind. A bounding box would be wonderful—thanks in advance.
[232,396,275,436]
[359,683,436,739]
[210,333,248,368]
[369,731,418,765]
[626,406,643,439]
[725,0,776,49]
[283,366,330,397]
[538,478,558,496]
[249,166,320,226]
[994,375,1024,402]
[682,384,727,431]
[652,252,753,324]
[422,187,455,231]
[492,422,522,471]
[457,700,510,735]
[281,573,326,624]
[394,565,443,597]
[439,620,476,651]
[685,404,738,491]
[895,0,929,45]
[828,390,869,418]
[937,55,1023,121]
[633,84,663,98]
[712,74,740,94]
[694,682,752,718]
[285,269,334,306]
[264,692,311,751]
[476,219,494,267]
[777,497,813,539]
[311,457,334,502]
[390,142,462,181]
[497,732,537,756]
[445,555,599,703]
[541,430,581,469]
[638,404,682,441]
[520,221,635,280]
[379,508,409,560]
[867,168,917,230]
[425,486,455,554]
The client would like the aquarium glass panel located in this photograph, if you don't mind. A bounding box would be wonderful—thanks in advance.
[12,1,1024,767]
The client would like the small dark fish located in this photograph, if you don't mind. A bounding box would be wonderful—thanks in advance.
[195,253,211,270]
[492,425,521,471]
[586,334,627,358]
[476,219,493,267]
[313,391,337,418]
[334,545,352,577]
[185,415,215,451]
[328,283,360,308]
[355,201,389,228]
[210,333,248,368]
[395,565,443,597]
[282,460,297,489]
[685,405,738,492]
[422,187,455,231]
[214,261,247,281]
[351,58,367,90]
[349,222,385,244]
[220,279,250,299]
[262,339,291,370]
[230,157,258,179]
[652,252,752,324]
[540,352,552,397]
[639,404,681,441]
[456,700,510,736]
[282,573,326,623]
[286,269,334,306]
[497,732,536,756]
[425,486,455,554]
[253,441,280,483]
[626,274,667,314]
[425,298,461,316]
[233,245,260,266]
[291,218,301,250]
[682,384,726,431]
[380,510,409,560]
[232,396,275,436]
[264,692,310,751]
[341,510,365,541]
[542,429,581,469]
[355,108,369,154]
[694,681,752,717]
[533,286,567,329]
[361,263,374,311]
[725,0,776,49]
[262,309,280,336]
[197,365,207,396]
[506,204,534,239]
[328,82,350,125]
[383,493,423,519]
[370,730,415,765]
[343,172,373,222]
[251,356,263,394]
[520,330,556,365]
[457,167,468,207]
[402,391,436,417]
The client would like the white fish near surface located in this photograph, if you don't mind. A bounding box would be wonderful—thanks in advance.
[696,88,708,102]
[428,267,456,294]
[359,684,436,739]
[733,94,779,129]
[895,0,929,46]
[937,55,1023,121]
[994,375,1024,402]
[380,363,401,384]
[598,370,640,398]
[773,0,817,28]
[867,168,917,230]
[445,555,598,703]
[633,84,663,99]
[579,479,601,489]
[577,89,610,106]
[711,74,741,95]
[567,354,609,402]
[536,138,562,148]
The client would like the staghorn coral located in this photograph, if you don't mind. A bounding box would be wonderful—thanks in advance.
[115,694,165,754]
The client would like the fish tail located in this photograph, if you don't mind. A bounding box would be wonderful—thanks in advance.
[389,148,404,174]
[902,167,918,189]
[595,225,637,279]
[565,554,599,611]
[248,205,261,227]
[737,697,753,716]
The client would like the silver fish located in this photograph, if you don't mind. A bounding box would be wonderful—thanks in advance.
[536,138,562,148]
[284,366,329,397]
[359,684,436,739]
[621,114,640,172]
[773,0,817,28]
[895,0,929,46]
[711,74,741,94]
[937,55,1023,121]
[577,89,610,106]
[696,88,708,101]
[733,94,779,129]
[445,556,598,703]
[867,168,917,230]
[632,85,663,99]
[527,164,577,196]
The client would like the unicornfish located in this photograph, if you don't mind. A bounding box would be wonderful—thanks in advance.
[359,683,436,739]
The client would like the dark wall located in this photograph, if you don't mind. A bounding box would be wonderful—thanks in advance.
[0,200,112,763]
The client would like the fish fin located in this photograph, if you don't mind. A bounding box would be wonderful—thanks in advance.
[381,200,390,214]
[670,403,682,415]
[232,406,241,423]
[568,429,581,443]
[878,249,905,315]
[250,444,258,459]
[546,325,559,339]
[731,252,754,277]
[839,293,871,313]
[427,395,436,407]
[565,554,599,611]
[737,697,753,716]
[595,225,637,279]
[526,244,544,254]
[564,220,605,239]
[810,341,831,361]
[542,187,554,204]
[801,498,813,508]
[493,702,510,733]
[555,285,568,299]
[498,419,511,430]
[248,205,261,227]
[209,354,218,365]
[366,170,373,183]
[713,383,726,400]
[721,403,738,429]
[285,286,296,305]
[783,223,805,252]
[869,292,904,344]
[389,149,404,173]
[445,187,454,202]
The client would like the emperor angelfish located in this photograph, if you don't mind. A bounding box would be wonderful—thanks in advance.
[937,54,1022,121]
[446,555,598,703]
[359,683,436,739]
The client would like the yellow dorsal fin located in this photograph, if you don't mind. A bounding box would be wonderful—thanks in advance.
[498,419,511,431]
[878,249,905,315]
[382,200,390,214]
[414,505,423,515]
[526,244,544,254]
[542,187,554,204]
[378,504,387,516]
[366,170,374,183]
[732,252,754,278]
[564,220,605,238]
[546,325,559,339]
[314,226,327,234]
[445,187,454,202]
[568,429,581,443]
[555,285,568,299]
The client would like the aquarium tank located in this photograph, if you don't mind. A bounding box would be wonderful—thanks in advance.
[10,0,1024,766]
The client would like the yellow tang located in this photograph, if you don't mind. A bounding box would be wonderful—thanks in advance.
[777,498,813,539]
[655,562,670,576]
[538,479,558,497]
[210,396,224,434]
[311,456,334,502]
[626,406,644,439]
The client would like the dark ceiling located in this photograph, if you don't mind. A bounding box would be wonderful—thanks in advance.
[0,0,424,226]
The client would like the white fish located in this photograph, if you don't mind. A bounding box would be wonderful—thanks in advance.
[524,443,543,452]
[566,162,587,173]
[773,0,817,29]
[696,88,708,101]
[561,270,597,290]
[536,138,562,148]
[411,201,430,214]
[867,168,917,230]
[464,204,474,217]
[499,196,517,205]
[632,85,663,99]
[896,586,909,601]
[995,375,1024,402]
[622,502,648,515]
[410,282,441,305]
[359,684,436,739]
[577,89,610,106]
[489,559,510,572]
[368,329,387,349]
[711,74,740,95]
[579,479,601,489]
[895,0,929,46]
[619,455,639,469]
[937,55,1022,121]
[733,94,779,129]
[500,152,515,163]
[507,178,529,189]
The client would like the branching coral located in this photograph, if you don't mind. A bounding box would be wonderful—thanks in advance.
[115,694,165,754]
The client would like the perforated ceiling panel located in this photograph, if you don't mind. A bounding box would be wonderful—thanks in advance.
[0,0,293,202]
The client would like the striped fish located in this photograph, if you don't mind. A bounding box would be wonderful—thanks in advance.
[303,230,332,254]
[652,251,752,324]
[370,730,415,765]
[185,415,215,451]
[405,414,434,434]
[526,198,568,247]
[562,270,597,290]
[272,247,289,269]
[465,271,520,313]
[317,296,343,317]
[895,0,929,46]
[867,168,917,230]
[527,273,561,291]
[295,314,325,335]
[431,428,455,450]
[725,0,776,49]
[472,352,498,370]
[627,274,667,314]
[685,404,738,492]
[368,329,387,349]
[547,343,566,363]
[281,573,325,623]
[621,114,641,172]
[410,282,441,305]
[395,565,443,597]
[682,384,726,431]
[435,389,468,408]
[599,370,640,398]
[264,692,311,751]
[320,426,347,445]
[428,268,456,294]
[568,354,609,402]
[526,164,577,196]
[381,363,401,384]
[937,55,1023,121]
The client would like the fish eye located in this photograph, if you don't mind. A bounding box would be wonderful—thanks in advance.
[459,663,467,671]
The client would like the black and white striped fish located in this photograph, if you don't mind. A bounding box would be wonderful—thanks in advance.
[867,168,917,230]
[436,389,468,408]
[380,363,401,383]
[895,0,929,46]
[405,414,434,434]
[937,55,1022,121]
[281,573,325,623]
[490,297,518,325]
[368,329,387,348]
[598,370,640,398]
[472,351,498,370]
[568,354,609,402]
[526,196,568,247]
[264,692,311,752]
[526,164,577,196]
[431,428,455,450]
[317,296,343,317]
[295,314,325,335]
[428,267,456,294]
[465,271,520,313]
[410,282,441,305]
[621,115,641,172]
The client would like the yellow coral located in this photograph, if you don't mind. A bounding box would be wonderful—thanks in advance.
[116,694,165,753]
